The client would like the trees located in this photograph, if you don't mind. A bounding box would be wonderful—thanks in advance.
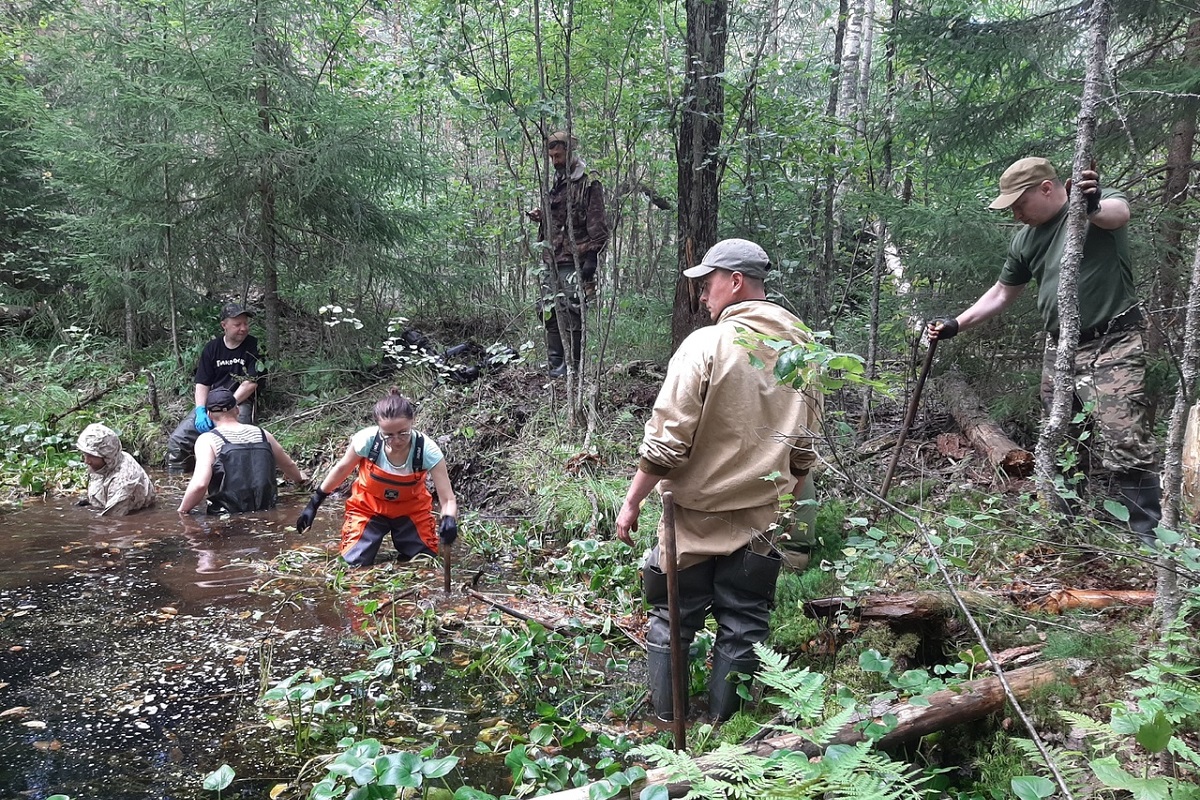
[16,0,426,361]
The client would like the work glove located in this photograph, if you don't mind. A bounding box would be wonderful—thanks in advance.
[438,515,458,545]
[194,406,214,433]
[1066,172,1102,216]
[296,488,328,533]
[928,317,959,340]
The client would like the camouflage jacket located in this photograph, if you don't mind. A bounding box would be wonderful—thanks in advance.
[77,423,156,516]
[539,158,609,276]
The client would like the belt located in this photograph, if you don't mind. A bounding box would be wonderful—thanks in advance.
[1052,306,1142,344]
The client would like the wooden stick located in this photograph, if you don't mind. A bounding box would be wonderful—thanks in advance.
[661,491,686,752]
[881,338,937,498]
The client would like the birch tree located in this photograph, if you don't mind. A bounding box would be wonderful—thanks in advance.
[1034,0,1112,503]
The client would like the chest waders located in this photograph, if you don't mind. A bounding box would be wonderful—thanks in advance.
[339,433,438,566]
[208,428,277,513]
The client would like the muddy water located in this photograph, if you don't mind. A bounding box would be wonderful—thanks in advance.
[0,485,358,800]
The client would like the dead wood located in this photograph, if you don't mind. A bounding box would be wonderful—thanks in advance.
[0,305,35,325]
[48,373,136,426]
[805,590,1006,620]
[1183,404,1200,521]
[806,589,1156,621]
[538,662,1073,800]
[1027,589,1156,614]
[931,372,1033,477]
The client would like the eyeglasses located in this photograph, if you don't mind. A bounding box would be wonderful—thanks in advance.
[378,429,412,440]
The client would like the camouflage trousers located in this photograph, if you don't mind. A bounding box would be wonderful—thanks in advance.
[538,265,583,334]
[1040,326,1156,473]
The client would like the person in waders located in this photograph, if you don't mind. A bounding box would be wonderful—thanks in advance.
[295,388,459,567]
[177,388,309,515]
[615,239,823,725]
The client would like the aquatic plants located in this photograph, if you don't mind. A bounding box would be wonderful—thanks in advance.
[307,739,459,800]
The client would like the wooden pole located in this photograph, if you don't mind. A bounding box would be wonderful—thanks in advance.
[661,491,686,751]
[881,338,937,498]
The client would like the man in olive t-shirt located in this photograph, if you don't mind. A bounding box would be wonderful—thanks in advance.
[927,157,1159,546]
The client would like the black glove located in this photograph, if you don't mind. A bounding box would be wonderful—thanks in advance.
[929,317,959,340]
[438,515,458,545]
[296,489,328,533]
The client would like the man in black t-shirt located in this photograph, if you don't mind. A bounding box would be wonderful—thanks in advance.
[166,303,264,473]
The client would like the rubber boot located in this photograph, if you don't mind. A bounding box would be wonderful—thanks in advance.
[708,653,757,723]
[1117,469,1162,547]
[647,646,682,722]
[545,324,567,377]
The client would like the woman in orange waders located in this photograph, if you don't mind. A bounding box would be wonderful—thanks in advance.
[295,388,458,566]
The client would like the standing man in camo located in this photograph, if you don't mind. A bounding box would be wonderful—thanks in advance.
[928,158,1159,545]
[526,131,609,377]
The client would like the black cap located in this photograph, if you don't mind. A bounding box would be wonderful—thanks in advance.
[220,302,253,320]
[206,388,238,412]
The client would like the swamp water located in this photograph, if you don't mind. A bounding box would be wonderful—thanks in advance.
[0,486,509,800]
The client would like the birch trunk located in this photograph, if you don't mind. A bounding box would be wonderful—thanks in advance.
[1033,0,1111,506]
[1156,228,1200,624]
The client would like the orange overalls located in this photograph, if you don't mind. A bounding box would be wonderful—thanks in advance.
[339,433,439,566]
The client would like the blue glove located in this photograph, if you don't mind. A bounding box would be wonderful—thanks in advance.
[438,515,458,545]
[194,406,214,433]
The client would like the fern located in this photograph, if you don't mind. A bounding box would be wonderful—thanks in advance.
[1009,737,1092,794]
[755,643,828,725]
[632,648,928,800]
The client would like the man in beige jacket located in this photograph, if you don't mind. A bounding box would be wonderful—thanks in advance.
[616,238,822,723]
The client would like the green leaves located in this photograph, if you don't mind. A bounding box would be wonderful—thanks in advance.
[202,764,235,793]
[1010,775,1055,800]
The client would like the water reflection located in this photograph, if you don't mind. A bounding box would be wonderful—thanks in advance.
[0,478,351,799]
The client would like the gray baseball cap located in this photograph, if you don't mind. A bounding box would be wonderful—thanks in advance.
[682,238,771,280]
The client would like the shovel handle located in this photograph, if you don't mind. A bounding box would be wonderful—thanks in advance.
[442,540,452,595]
[661,491,686,751]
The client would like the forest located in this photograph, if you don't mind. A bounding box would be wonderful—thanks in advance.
[3,0,1200,798]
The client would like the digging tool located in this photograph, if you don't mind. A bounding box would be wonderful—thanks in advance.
[661,491,686,751]
[881,337,939,499]
[443,540,452,595]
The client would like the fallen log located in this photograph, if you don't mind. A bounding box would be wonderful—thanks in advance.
[1028,589,1156,614]
[805,590,1006,620]
[806,589,1156,621]
[931,372,1033,477]
[0,304,35,325]
[538,662,1073,800]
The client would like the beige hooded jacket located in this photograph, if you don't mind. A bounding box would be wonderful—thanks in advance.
[77,423,156,516]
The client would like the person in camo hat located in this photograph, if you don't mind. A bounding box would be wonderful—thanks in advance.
[927,158,1159,546]
[76,423,156,516]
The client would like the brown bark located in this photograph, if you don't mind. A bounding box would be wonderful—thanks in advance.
[807,589,1154,621]
[804,590,1006,621]
[671,0,727,350]
[931,373,1033,477]
[1148,14,1200,366]
[0,305,35,324]
[1029,589,1156,614]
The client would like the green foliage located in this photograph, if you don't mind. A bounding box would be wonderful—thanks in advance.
[260,646,421,760]
[202,764,235,796]
[308,738,460,800]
